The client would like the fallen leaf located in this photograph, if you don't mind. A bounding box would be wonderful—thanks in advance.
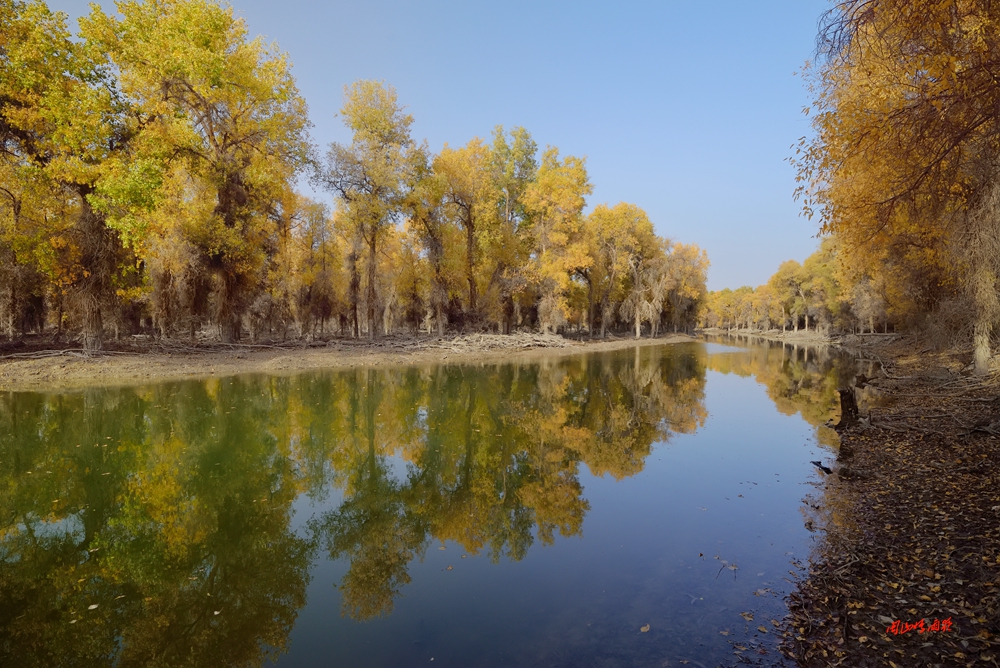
[640,624,650,632]
[757,625,768,633]
[87,604,98,610]
[741,611,754,621]
[719,630,730,636]
[445,565,453,571]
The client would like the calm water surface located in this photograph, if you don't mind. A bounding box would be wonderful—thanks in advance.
[0,340,856,667]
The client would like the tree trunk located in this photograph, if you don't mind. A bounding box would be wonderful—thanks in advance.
[218,272,242,343]
[634,311,640,339]
[81,294,103,352]
[972,261,995,374]
[968,185,1000,375]
[600,296,609,339]
[76,193,115,353]
[834,388,859,431]
[366,234,378,340]
[465,219,477,314]
[586,276,595,338]
[5,283,15,340]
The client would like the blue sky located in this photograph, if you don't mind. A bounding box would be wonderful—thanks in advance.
[51,0,830,290]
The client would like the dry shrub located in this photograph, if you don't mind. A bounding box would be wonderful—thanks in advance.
[920,297,974,351]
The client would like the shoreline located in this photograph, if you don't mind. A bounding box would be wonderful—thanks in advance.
[700,325,906,349]
[0,332,698,393]
[779,335,1000,665]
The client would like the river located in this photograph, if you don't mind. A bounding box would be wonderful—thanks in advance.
[0,339,857,667]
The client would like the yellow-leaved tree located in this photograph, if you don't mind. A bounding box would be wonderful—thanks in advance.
[523,147,592,333]
[1,0,154,350]
[797,0,1000,372]
[88,0,312,342]
[318,81,422,339]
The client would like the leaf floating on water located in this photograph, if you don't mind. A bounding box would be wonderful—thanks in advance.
[214,610,221,615]
[445,565,453,570]
[639,624,650,632]
[771,619,780,627]
[757,625,768,633]
[87,604,98,610]
[69,619,77,624]
[438,546,446,550]
[740,611,754,621]
[719,629,730,636]
[461,554,467,559]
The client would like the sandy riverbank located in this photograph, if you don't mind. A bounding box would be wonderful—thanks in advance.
[0,332,697,393]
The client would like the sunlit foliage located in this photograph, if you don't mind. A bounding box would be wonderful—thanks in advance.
[1,1,707,346]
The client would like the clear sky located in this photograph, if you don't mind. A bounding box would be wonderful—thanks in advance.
[50,0,830,291]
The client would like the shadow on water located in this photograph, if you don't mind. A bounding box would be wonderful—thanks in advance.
[0,340,855,667]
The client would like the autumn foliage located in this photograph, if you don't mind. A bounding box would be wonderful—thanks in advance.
[0,0,708,350]
[791,0,1000,372]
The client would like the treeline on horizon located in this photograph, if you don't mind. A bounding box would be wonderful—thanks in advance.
[0,0,709,351]
[704,0,1000,377]
[700,237,885,336]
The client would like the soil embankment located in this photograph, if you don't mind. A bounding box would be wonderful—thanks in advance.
[780,335,1000,666]
[0,332,696,392]
[701,325,901,348]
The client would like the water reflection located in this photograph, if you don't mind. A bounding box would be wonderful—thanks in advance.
[0,346,706,664]
[0,341,851,666]
[704,337,856,446]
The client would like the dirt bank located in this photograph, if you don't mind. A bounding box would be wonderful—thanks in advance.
[0,332,697,393]
[700,326,838,346]
[780,335,1000,666]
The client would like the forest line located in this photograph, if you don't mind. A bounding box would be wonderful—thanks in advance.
[0,0,709,352]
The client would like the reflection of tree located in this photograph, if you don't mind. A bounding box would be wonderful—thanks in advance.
[0,381,313,668]
[312,369,428,620]
[1,344,713,654]
[309,347,709,619]
[704,340,854,446]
